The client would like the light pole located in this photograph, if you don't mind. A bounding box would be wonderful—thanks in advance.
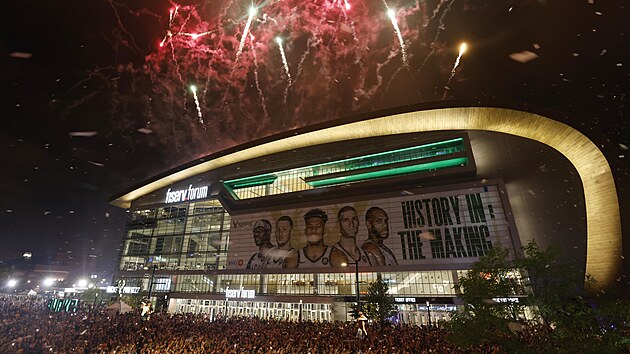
[147,264,157,300]
[426,301,432,326]
[342,261,361,314]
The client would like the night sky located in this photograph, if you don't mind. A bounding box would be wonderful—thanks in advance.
[1,0,628,273]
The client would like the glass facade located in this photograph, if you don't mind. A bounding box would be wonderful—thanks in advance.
[115,137,479,323]
[224,138,467,199]
[120,200,230,271]
[118,197,459,322]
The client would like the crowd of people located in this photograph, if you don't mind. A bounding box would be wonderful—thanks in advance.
[0,294,494,353]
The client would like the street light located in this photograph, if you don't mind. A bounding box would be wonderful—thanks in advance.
[426,301,432,326]
[7,279,17,287]
[43,278,55,287]
[147,264,158,300]
[342,261,361,314]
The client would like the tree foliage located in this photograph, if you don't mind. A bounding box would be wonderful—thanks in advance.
[121,290,148,310]
[446,246,525,349]
[363,275,397,324]
[445,240,630,353]
[82,287,103,305]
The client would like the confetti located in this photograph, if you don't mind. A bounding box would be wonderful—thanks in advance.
[10,52,33,59]
[137,128,153,134]
[509,51,539,63]
[69,131,98,137]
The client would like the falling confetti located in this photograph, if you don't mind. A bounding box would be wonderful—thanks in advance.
[509,50,539,63]
[9,52,33,59]
[69,131,98,137]
[88,161,105,167]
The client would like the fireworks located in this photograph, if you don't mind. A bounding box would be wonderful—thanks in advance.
[443,42,468,99]
[452,42,467,73]
[276,37,291,83]
[387,8,408,67]
[235,7,257,62]
[97,0,463,138]
[190,85,204,125]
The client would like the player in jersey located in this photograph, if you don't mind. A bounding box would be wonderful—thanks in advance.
[298,208,332,268]
[361,207,398,266]
[266,216,298,269]
[330,206,371,267]
[246,219,274,269]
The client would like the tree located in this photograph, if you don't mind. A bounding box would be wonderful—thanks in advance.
[82,287,102,305]
[363,275,397,324]
[515,240,582,330]
[445,246,525,349]
[446,240,630,352]
[121,290,148,310]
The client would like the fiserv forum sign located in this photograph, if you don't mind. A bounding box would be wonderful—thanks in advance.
[164,185,209,203]
[226,183,518,270]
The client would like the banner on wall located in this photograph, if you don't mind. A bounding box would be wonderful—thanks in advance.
[227,184,517,270]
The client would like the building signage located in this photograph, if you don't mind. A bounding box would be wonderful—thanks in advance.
[106,286,140,294]
[418,304,458,312]
[227,183,517,270]
[165,185,209,203]
[225,286,255,299]
[394,297,417,303]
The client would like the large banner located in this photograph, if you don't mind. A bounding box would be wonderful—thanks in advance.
[227,184,517,270]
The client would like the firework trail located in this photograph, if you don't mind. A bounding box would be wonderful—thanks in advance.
[87,0,470,155]
[386,7,408,67]
[276,37,291,83]
[418,0,455,74]
[235,7,257,62]
[451,42,467,76]
[168,38,187,111]
[190,85,204,124]
[276,36,292,103]
[442,42,467,99]
[169,6,178,26]
[250,35,269,121]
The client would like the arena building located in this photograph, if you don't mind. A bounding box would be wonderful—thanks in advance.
[110,105,623,324]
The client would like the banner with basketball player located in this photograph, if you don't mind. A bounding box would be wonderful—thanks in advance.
[226,183,518,270]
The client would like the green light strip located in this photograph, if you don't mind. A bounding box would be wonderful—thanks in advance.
[225,174,277,189]
[224,137,465,192]
[307,137,463,170]
[306,157,468,187]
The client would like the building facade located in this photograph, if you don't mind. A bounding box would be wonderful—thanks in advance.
[111,107,622,324]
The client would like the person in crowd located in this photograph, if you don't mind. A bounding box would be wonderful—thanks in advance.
[0,293,505,353]
[356,311,368,339]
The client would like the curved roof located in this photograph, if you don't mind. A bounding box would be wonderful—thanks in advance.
[110,106,622,288]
